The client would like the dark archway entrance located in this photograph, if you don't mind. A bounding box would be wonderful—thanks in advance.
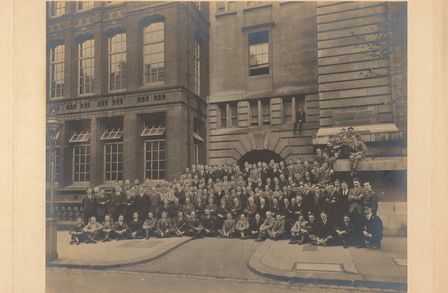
[238,150,283,168]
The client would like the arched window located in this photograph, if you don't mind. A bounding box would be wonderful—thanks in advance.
[78,39,95,95]
[109,33,127,91]
[143,22,164,84]
[49,44,65,98]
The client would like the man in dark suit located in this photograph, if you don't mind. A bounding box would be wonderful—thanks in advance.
[249,213,263,239]
[335,215,355,248]
[362,182,379,215]
[325,184,342,227]
[95,189,109,223]
[349,179,365,247]
[339,181,350,217]
[82,188,95,225]
[363,207,384,249]
[294,107,306,134]
[129,212,145,239]
[311,212,335,246]
[135,186,149,220]
[202,209,218,237]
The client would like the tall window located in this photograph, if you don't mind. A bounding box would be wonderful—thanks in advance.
[193,41,201,95]
[218,104,227,128]
[143,22,165,84]
[49,1,65,18]
[73,145,90,182]
[104,143,123,181]
[230,102,238,128]
[262,99,270,125]
[78,39,95,95]
[77,1,94,11]
[49,44,65,98]
[109,33,127,91]
[283,97,293,123]
[144,140,165,180]
[248,31,269,76]
[250,100,259,126]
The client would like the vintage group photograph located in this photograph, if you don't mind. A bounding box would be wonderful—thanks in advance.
[45,1,407,292]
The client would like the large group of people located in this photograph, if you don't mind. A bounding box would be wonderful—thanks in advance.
[71,129,382,250]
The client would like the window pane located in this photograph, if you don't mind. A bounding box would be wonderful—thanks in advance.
[143,22,165,84]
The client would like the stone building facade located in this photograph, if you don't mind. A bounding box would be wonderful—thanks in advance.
[207,1,407,176]
[46,1,209,198]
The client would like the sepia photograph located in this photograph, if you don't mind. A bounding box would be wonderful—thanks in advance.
[44,1,408,292]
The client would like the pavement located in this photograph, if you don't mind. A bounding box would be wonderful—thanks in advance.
[248,237,406,290]
[49,231,191,268]
[49,232,406,290]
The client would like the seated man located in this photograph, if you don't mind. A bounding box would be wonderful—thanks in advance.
[307,213,319,244]
[112,215,129,240]
[83,216,103,243]
[249,213,263,239]
[311,212,335,246]
[101,214,114,242]
[129,212,145,239]
[186,211,204,239]
[155,211,174,238]
[348,134,367,176]
[363,207,383,249]
[142,211,157,239]
[219,213,236,238]
[268,213,285,241]
[235,214,250,239]
[173,211,188,237]
[69,217,85,245]
[256,211,275,242]
[289,214,309,245]
[335,215,355,248]
[201,209,218,237]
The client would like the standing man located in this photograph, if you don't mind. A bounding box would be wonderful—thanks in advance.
[82,188,95,225]
[295,107,306,135]
[95,189,109,223]
[349,179,365,247]
[362,182,379,215]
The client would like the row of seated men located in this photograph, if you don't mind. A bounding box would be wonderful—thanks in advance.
[71,206,383,249]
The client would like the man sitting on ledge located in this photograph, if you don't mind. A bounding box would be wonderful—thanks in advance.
[349,134,368,176]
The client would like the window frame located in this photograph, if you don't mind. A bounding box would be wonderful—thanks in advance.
[250,100,259,126]
[78,39,95,96]
[261,99,271,125]
[248,30,270,76]
[283,97,293,124]
[218,103,227,128]
[72,144,90,182]
[108,33,127,92]
[76,1,95,12]
[49,1,66,18]
[144,139,166,180]
[49,44,65,98]
[193,40,201,95]
[143,22,165,85]
[230,102,238,128]
[103,142,123,182]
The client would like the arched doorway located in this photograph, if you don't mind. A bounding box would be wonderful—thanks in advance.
[238,150,283,168]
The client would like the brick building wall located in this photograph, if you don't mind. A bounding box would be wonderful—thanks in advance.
[46,2,209,193]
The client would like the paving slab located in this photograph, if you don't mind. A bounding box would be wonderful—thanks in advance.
[248,237,407,290]
[49,231,191,269]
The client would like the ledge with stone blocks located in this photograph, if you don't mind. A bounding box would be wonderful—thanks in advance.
[313,123,404,145]
[333,157,407,172]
